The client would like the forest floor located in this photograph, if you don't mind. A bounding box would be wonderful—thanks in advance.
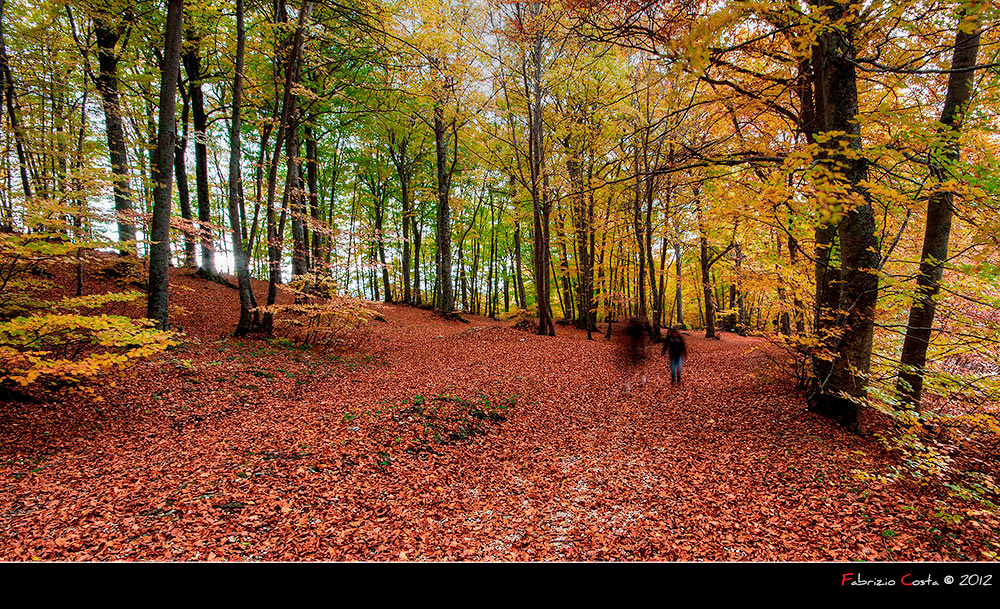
[1,263,999,561]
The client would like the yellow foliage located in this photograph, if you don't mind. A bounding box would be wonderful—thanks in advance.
[257,296,377,354]
[0,313,176,388]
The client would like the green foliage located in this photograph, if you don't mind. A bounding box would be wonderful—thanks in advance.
[860,394,1000,510]
[0,231,89,321]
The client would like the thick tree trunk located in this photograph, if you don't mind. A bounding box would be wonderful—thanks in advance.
[147,0,184,330]
[806,0,881,432]
[433,103,454,314]
[568,153,596,332]
[532,198,555,335]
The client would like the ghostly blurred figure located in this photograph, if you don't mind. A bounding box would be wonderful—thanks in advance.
[615,316,649,393]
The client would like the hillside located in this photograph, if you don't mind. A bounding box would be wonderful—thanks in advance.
[0,263,998,561]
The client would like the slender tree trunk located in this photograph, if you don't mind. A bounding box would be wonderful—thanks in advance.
[696,196,716,339]
[897,16,982,410]
[92,14,136,253]
[229,0,256,335]
[399,172,411,304]
[471,239,480,314]
[304,123,321,272]
[413,213,423,305]
[631,152,647,322]
[656,235,667,331]
[777,233,791,335]
[674,241,684,327]
[555,212,574,321]
[183,27,216,274]
[147,0,184,330]
[375,191,392,303]
[174,82,197,267]
[513,219,527,309]
[263,0,311,329]
[287,118,307,278]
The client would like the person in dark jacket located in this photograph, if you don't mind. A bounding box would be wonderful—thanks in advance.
[662,326,688,385]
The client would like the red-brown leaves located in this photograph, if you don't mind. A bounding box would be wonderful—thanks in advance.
[1,261,998,561]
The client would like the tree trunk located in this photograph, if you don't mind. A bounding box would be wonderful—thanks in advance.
[807,0,881,432]
[897,16,982,410]
[174,81,197,267]
[433,102,454,314]
[696,196,716,339]
[375,190,392,303]
[229,0,257,335]
[287,119,307,278]
[305,123,320,270]
[413,214,423,305]
[513,219,527,309]
[183,27,215,274]
[92,12,136,254]
[147,0,184,330]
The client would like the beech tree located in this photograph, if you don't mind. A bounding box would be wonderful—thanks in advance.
[147,0,184,330]
[897,9,984,411]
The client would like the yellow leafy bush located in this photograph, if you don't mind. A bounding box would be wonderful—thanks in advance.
[258,296,377,354]
[287,272,342,301]
[1,227,174,392]
[0,311,176,388]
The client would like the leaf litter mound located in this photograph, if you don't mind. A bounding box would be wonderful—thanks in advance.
[1,263,998,561]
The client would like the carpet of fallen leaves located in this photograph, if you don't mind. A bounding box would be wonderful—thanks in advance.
[1,264,999,562]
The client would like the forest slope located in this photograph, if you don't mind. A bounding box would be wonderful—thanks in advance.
[0,266,997,561]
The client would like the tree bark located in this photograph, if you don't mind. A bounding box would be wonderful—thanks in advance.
[92,10,136,254]
[228,0,257,335]
[182,25,216,274]
[674,241,684,328]
[147,0,184,330]
[305,123,320,271]
[433,101,454,314]
[897,16,982,410]
[696,195,717,339]
[174,80,197,267]
[806,0,881,432]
